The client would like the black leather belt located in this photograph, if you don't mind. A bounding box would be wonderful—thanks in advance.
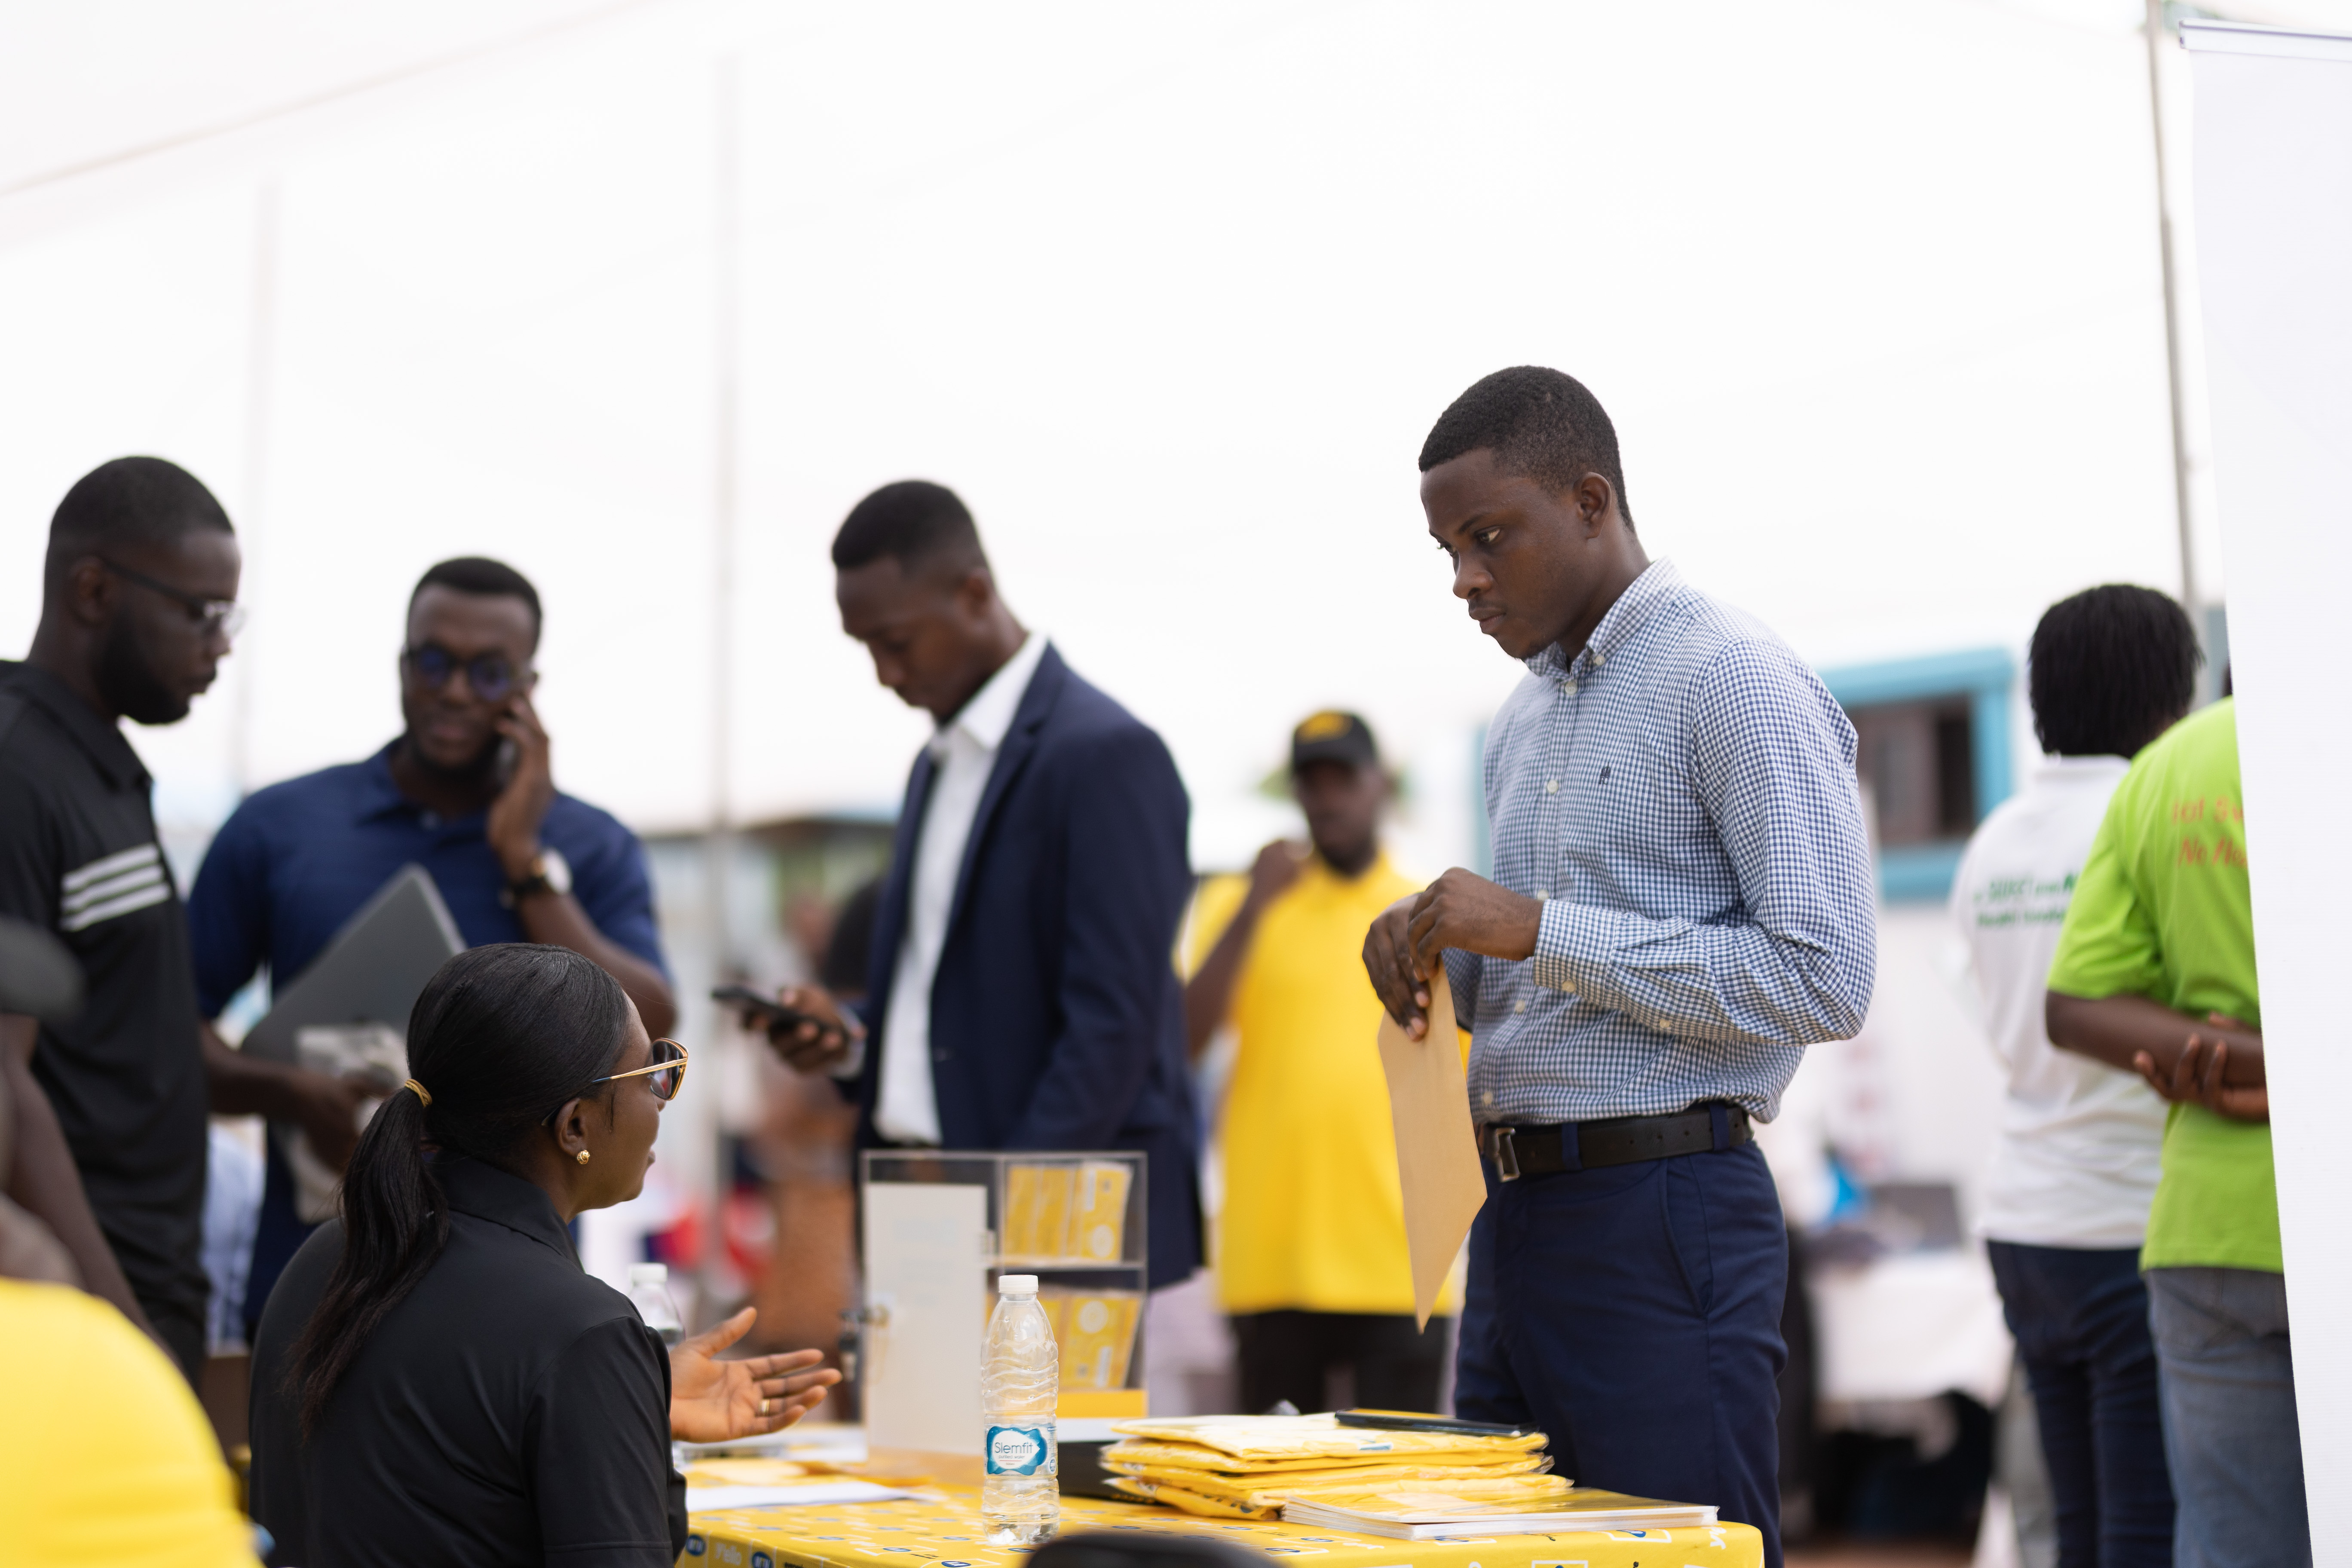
[1477,1103,1752,1180]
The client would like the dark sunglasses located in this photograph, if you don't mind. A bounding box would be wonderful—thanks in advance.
[402,642,526,702]
[104,560,246,639]
[545,1038,689,1126]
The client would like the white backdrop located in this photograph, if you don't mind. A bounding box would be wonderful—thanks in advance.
[2184,17,2352,1551]
[9,0,2324,874]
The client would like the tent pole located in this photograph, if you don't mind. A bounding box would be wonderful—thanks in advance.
[706,54,741,972]
[233,178,279,798]
[699,52,743,1323]
[2144,0,2199,622]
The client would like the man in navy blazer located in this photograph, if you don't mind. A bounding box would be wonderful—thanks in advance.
[764,481,1201,1289]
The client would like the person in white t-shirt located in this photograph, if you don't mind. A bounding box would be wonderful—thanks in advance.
[1953,584,2199,1568]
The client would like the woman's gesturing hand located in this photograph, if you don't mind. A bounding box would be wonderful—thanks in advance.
[668,1306,842,1443]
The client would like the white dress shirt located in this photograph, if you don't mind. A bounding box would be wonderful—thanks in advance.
[872,631,1050,1145]
[1951,755,2167,1247]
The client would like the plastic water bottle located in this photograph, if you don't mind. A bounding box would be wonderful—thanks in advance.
[981,1273,1059,1545]
[628,1262,684,1348]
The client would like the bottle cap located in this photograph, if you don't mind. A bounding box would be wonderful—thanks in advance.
[997,1273,1039,1296]
[628,1263,669,1286]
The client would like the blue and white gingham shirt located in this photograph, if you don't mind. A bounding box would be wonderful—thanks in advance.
[1446,560,1876,1124]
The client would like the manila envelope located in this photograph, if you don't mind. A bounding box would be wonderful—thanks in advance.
[1376,968,1486,1329]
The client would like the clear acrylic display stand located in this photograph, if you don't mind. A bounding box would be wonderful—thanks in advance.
[858,1151,1148,1473]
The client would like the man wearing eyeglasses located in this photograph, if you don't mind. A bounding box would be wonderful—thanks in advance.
[186,555,675,1339]
[0,456,346,1381]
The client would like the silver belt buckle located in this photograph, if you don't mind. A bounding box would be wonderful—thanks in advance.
[1491,1125,1520,1182]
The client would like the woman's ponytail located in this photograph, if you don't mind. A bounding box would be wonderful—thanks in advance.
[287,1081,447,1434]
[285,943,630,1435]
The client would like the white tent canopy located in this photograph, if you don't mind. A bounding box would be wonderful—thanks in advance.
[5,0,2347,865]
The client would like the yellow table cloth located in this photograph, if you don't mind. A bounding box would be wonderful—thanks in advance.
[684,1486,1762,1568]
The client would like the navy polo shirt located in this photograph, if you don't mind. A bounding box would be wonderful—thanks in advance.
[187,741,668,1017]
[186,740,668,1332]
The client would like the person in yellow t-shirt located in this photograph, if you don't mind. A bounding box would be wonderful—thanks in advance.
[0,1277,259,1567]
[0,999,257,1568]
[1181,711,1450,1415]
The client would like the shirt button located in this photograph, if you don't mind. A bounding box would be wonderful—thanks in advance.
[1545,778,1559,793]
[1536,890,1550,901]
[1562,679,1578,695]
[1481,1090,1495,1107]
[1592,652,1605,668]
[1513,999,1527,1014]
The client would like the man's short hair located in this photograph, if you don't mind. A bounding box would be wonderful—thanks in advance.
[1419,366,1633,525]
[410,557,544,647]
[2028,585,2200,757]
[47,457,233,590]
[830,481,986,575]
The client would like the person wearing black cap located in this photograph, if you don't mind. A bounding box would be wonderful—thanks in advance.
[1179,711,1446,1414]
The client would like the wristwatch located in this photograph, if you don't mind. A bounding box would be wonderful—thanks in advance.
[502,846,572,907]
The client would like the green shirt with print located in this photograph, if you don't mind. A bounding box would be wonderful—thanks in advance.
[2045,698,2276,1273]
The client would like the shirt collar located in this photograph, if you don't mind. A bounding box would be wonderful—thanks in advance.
[357,740,487,827]
[1523,559,1685,680]
[935,632,1049,757]
[0,660,150,790]
[356,743,412,821]
[2031,753,2133,785]
[433,1155,581,1267]
[1307,848,1392,888]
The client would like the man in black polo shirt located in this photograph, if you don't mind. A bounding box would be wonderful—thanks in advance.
[0,457,365,1379]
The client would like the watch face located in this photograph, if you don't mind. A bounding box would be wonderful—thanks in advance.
[541,846,573,896]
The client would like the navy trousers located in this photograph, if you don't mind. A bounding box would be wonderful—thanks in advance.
[1455,1138,1788,1568]
[1986,1241,2174,1568]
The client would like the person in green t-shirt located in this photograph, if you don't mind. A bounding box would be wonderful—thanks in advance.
[2044,694,2306,1568]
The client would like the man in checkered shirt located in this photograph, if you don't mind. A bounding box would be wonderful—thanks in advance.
[1365,367,1875,1565]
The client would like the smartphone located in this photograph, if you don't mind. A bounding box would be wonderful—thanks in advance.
[1334,1409,1539,1439]
[493,735,520,789]
[710,983,848,1041]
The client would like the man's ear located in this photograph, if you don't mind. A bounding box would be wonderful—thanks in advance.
[953,562,997,622]
[1576,473,1616,537]
[63,557,116,628]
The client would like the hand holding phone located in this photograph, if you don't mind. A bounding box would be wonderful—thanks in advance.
[712,983,861,1074]
[486,693,555,875]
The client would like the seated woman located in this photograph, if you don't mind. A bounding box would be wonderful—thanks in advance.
[250,943,835,1567]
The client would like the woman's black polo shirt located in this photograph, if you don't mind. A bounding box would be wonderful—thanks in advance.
[0,662,208,1353]
[249,1155,687,1567]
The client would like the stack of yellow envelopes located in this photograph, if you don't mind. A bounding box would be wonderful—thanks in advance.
[1100,1415,1567,1522]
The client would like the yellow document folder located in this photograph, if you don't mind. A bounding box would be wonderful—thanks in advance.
[1048,1287,1142,1390]
[1069,1161,1131,1262]
[1003,1163,1075,1259]
[1004,1160,1130,1262]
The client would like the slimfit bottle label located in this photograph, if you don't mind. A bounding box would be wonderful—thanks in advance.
[986,1425,1050,1476]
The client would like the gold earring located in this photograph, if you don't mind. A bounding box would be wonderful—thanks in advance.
[576,1149,591,1165]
